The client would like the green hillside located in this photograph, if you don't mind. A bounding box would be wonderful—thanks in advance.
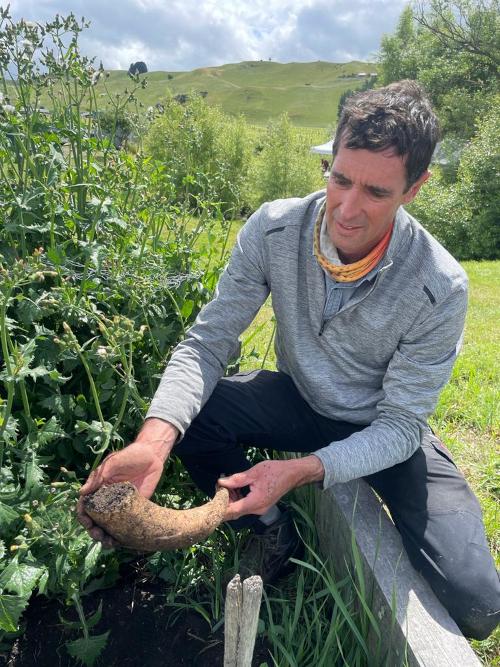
[17,61,368,129]
[95,60,376,127]
[4,60,375,127]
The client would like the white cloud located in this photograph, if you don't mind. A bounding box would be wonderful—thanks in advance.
[8,0,406,71]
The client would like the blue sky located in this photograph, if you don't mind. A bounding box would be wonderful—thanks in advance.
[8,0,407,71]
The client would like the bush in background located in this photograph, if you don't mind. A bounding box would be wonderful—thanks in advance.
[246,113,325,210]
[144,95,250,217]
[409,99,499,260]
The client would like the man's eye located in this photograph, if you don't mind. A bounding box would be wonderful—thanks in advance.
[370,190,387,199]
[334,178,349,187]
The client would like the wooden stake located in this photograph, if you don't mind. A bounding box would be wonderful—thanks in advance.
[224,574,242,667]
[224,574,263,667]
[237,575,263,667]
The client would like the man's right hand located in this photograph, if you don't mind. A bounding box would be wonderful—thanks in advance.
[76,419,179,548]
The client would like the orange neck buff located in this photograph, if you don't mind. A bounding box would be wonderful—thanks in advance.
[313,203,393,283]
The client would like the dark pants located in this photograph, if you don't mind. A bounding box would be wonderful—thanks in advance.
[175,370,500,640]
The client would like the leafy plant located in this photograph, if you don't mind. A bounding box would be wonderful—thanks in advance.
[0,9,232,663]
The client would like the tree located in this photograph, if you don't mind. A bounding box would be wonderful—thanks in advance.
[414,0,500,67]
[378,0,499,137]
[408,97,499,259]
[379,6,419,84]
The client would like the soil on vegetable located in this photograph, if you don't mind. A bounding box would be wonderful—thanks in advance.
[84,482,135,514]
[83,482,229,552]
[2,562,271,667]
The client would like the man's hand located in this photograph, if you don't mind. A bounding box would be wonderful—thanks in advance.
[218,456,324,521]
[77,419,178,548]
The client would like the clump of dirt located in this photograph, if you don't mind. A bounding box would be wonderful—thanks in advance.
[83,482,229,552]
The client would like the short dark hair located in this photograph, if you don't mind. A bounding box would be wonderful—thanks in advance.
[332,80,440,189]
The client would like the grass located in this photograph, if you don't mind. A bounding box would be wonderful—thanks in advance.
[431,261,499,564]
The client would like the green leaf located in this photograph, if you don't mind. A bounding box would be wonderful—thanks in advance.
[0,561,46,597]
[0,415,18,445]
[47,369,71,385]
[0,339,49,383]
[180,299,194,319]
[65,631,110,666]
[83,543,102,577]
[47,246,65,266]
[37,416,66,446]
[16,298,42,327]
[39,393,74,416]
[38,569,49,595]
[0,501,18,531]
[24,365,50,381]
[0,593,29,632]
[24,453,46,490]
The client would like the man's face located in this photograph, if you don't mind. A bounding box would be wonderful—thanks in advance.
[325,143,429,263]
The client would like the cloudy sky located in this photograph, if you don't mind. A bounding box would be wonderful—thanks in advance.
[9,0,407,71]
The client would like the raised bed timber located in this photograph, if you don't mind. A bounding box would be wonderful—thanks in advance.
[315,479,482,667]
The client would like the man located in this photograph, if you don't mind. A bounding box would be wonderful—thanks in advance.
[78,81,499,640]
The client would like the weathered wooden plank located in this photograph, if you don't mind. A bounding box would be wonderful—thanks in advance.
[224,574,264,667]
[237,575,264,667]
[224,574,242,667]
[315,480,482,667]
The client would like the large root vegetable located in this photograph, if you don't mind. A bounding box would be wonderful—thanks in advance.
[83,481,229,551]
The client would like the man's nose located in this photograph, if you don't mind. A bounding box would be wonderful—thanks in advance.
[339,188,363,220]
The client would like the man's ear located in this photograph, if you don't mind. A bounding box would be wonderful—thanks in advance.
[402,170,431,204]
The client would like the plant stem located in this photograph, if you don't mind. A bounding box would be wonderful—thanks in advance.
[0,288,15,465]
[77,348,105,428]
[71,592,89,641]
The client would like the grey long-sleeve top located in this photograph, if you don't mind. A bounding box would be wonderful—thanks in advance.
[146,191,468,487]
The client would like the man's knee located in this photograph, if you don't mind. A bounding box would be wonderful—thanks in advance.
[450,583,500,640]
[441,555,500,640]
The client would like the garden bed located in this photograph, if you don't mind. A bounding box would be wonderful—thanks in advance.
[3,563,271,667]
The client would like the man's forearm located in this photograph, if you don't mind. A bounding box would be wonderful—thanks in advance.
[135,417,179,462]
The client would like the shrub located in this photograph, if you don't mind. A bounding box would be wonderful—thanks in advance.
[408,173,471,258]
[247,113,325,210]
[409,99,499,260]
[457,98,500,260]
[144,95,250,217]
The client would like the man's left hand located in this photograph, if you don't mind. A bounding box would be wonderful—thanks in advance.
[218,456,324,521]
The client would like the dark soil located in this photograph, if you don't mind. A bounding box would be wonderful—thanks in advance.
[84,482,135,513]
[2,564,271,667]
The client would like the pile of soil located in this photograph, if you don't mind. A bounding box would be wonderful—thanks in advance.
[2,564,271,667]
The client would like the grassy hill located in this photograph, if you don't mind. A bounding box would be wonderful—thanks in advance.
[4,60,376,127]
[93,60,376,127]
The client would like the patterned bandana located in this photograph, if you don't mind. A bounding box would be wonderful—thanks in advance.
[313,203,393,283]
